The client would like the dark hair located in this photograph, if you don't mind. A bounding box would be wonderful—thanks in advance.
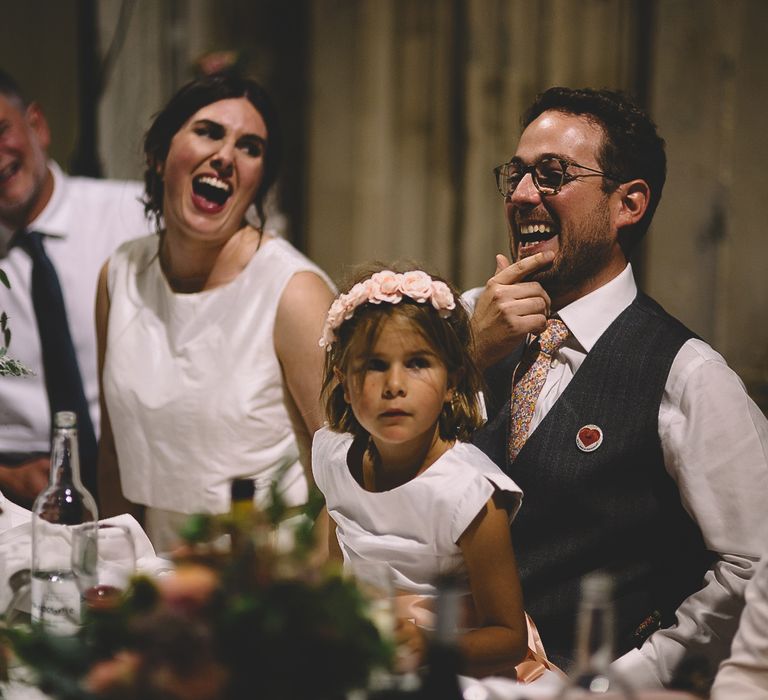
[0,69,28,108]
[322,262,485,443]
[143,72,282,230]
[523,87,666,248]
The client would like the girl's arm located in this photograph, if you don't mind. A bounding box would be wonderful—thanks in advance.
[457,491,528,678]
[327,516,343,563]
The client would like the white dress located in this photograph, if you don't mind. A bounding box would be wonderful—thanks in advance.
[312,426,523,594]
[312,427,561,683]
[104,234,333,550]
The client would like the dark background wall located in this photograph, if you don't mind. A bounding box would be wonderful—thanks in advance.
[2,0,767,408]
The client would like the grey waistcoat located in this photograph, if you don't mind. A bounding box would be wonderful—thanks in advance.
[473,293,714,662]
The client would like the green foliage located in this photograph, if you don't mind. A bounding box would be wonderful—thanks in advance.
[0,270,33,377]
[2,501,392,700]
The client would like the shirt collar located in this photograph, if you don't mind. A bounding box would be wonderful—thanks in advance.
[0,162,66,255]
[557,263,637,353]
[28,161,67,238]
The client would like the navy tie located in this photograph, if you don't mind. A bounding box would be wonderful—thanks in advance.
[16,231,98,496]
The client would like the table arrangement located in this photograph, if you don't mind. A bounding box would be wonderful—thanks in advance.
[0,489,391,700]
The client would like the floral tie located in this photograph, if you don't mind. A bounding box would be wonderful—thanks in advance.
[508,318,570,463]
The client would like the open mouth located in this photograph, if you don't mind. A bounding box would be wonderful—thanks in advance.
[0,161,21,185]
[192,175,232,207]
[518,222,558,254]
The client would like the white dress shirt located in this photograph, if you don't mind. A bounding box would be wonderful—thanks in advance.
[710,550,768,700]
[464,264,768,688]
[0,162,149,453]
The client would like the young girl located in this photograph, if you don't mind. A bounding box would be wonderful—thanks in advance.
[312,264,556,681]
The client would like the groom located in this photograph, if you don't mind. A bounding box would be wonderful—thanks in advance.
[469,86,768,689]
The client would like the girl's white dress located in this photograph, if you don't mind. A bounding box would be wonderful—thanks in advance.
[312,426,522,593]
[312,426,560,683]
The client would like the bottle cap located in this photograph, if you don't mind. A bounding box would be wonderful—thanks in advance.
[53,411,77,429]
[231,478,255,502]
[580,572,614,604]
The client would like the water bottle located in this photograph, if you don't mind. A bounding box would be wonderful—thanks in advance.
[419,574,464,700]
[557,572,634,698]
[30,410,98,634]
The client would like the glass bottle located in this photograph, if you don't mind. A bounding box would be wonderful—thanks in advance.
[557,572,634,698]
[30,410,98,634]
[230,477,256,529]
[419,574,464,700]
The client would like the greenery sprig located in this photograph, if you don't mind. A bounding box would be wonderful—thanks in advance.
[0,269,32,377]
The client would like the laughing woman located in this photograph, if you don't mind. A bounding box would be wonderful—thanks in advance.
[96,74,335,552]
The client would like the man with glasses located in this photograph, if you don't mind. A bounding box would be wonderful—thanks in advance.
[468,87,768,690]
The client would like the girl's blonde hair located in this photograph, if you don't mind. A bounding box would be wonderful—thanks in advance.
[321,262,485,442]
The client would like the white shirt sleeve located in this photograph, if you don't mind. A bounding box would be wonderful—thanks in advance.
[710,552,768,700]
[613,339,768,689]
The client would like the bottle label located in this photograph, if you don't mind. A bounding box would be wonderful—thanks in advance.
[31,571,81,635]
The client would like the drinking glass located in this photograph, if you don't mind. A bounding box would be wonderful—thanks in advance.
[72,523,136,609]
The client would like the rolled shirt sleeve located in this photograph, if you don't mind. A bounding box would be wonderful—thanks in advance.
[613,339,768,688]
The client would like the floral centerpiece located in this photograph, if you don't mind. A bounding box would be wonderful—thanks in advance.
[1,490,391,700]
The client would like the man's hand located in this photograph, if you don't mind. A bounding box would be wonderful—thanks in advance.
[471,251,554,370]
[0,457,50,508]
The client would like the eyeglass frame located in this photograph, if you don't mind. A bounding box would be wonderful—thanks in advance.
[493,156,621,198]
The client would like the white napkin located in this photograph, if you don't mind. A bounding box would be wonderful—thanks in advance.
[0,511,173,614]
[459,670,566,699]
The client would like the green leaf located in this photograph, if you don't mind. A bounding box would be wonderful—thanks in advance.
[0,269,9,289]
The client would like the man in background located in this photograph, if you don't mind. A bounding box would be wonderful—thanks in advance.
[469,86,768,689]
[0,69,149,506]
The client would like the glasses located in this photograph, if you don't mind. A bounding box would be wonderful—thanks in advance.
[494,157,619,197]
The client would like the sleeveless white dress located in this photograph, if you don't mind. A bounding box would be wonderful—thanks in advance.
[312,427,562,683]
[104,234,333,550]
[312,426,523,593]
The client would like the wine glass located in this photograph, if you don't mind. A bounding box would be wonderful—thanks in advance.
[72,523,136,610]
[348,558,395,639]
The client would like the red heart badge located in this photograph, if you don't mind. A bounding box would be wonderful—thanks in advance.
[576,424,603,452]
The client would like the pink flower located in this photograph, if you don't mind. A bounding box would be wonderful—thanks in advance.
[430,281,456,317]
[158,563,220,614]
[346,279,378,310]
[401,271,434,303]
[319,269,457,349]
[85,651,141,693]
[320,297,349,348]
[370,271,403,304]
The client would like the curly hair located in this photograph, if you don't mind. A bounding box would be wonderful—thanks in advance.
[321,262,485,444]
[143,72,282,231]
[523,87,666,250]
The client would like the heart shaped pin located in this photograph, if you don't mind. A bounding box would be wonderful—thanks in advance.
[576,424,603,452]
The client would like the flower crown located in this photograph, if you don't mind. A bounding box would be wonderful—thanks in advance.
[319,270,456,349]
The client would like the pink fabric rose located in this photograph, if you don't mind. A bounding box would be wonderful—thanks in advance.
[401,270,434,303]
[430,281,456,317]
[319,297,349,347]
[370,270,403,304]
[346,279,378,310]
